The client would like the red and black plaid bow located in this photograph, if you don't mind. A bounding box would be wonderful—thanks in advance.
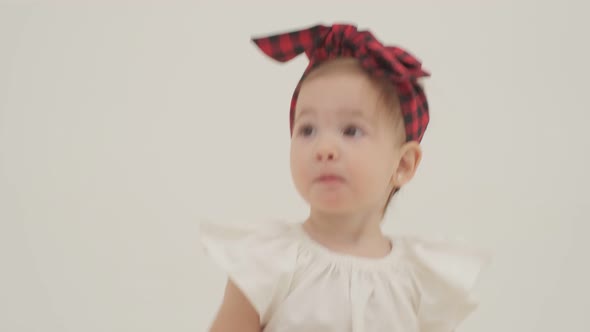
[252,23,431,142]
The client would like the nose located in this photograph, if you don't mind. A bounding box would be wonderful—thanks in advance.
[315,138,339,162]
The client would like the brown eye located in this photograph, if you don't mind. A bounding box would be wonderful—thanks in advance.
[343,125,364,137]
[299,124,315,136]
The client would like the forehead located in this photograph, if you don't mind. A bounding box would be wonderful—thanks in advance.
[295,61,383,119]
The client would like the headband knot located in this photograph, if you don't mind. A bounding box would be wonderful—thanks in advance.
[252,23,431,142]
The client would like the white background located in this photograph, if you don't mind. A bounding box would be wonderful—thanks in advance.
[1,1,588,331]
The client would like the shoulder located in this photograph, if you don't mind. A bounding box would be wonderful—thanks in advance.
[198,219,301,324]
[199,219,301,273]
[395,235,491,332]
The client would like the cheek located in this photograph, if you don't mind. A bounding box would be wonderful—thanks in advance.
[290,143,310,181]
[348,149,394,188]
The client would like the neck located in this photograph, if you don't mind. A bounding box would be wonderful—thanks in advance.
[302,207,390,258]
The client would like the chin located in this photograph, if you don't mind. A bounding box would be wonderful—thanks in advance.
[309,196,356,214]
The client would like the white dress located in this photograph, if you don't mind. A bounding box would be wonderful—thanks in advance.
[199,220,490,332]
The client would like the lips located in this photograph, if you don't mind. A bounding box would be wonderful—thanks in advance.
[316,174,345,183]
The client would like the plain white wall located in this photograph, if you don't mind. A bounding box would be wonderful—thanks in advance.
[1,1,588,331]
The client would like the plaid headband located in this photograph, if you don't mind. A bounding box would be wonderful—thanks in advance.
[252,23,431,142]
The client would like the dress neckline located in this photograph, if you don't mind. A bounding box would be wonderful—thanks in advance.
[292,222,404,271]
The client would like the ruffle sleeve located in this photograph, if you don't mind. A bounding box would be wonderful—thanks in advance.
[198,220,299,324]
[404,237,491,332]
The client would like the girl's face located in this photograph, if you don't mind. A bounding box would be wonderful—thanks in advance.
[289,60,403,215]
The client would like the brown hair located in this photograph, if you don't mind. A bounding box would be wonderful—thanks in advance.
[375,77,404,217]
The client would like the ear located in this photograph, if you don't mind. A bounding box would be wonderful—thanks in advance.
[392,141,422,188]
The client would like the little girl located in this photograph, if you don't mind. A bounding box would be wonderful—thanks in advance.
[199,23,489,332]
